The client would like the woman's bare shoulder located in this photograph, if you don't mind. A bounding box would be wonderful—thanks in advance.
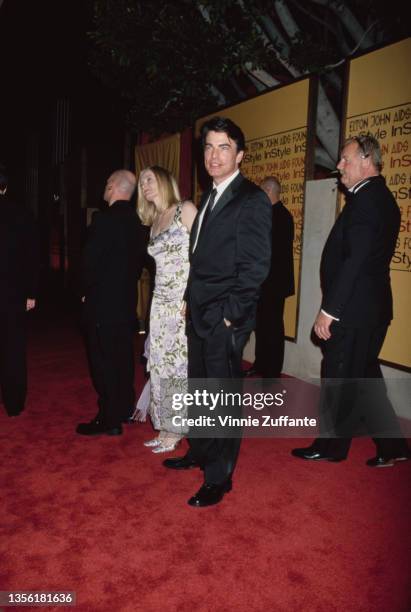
[180,200,198,230]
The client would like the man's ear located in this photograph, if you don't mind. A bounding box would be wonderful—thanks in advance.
[362,155,372,170]
[236,150,244,165]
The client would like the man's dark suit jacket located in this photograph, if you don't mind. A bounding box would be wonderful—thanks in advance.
[82,200,146,325]
[187,173,272,337]
[320,175,400,328]
[261,200,294,298]
[0,195,39,311]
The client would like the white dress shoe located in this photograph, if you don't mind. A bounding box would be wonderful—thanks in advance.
[152,439,181,454]
[143,437,162,447]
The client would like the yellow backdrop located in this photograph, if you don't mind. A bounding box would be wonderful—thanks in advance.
[135,133,181,180]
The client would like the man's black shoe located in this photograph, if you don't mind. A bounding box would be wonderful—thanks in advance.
[291,447,345,462]
[163,455,200,470]
[76,420,123,436]
[188,480,232,507]
[366,453,410,468]
[366,456,394,468]
[7,408,24,417]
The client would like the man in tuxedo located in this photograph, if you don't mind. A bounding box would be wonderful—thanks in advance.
[245,176,294,378]
[76,170,145,436]
[292,135,410,467]
[164,117,272,506]
[0,165,39,417]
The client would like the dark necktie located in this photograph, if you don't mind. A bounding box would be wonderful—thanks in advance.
[200,188,217,231]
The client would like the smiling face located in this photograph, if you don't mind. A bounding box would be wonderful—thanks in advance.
[139,169,160,204]
[203,130,244,185]
[337,141,370,189]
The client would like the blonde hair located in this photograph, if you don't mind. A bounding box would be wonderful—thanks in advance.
[137,166,181,226]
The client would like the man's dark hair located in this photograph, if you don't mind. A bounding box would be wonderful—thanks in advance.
[0,164,8,192]
[201,116,246,152]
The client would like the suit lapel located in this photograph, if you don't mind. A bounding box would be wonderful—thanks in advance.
[191,174,245,256]
[207,173,244,224]
[189,190,210,256]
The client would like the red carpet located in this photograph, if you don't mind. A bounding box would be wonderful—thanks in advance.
[1,312,410,612]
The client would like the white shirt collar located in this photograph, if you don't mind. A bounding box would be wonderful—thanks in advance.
[349,178,372,194]
[213,169,240,198]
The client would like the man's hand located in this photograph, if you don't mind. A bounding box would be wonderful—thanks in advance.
[314,311,333,340]
[180,300,186,316]
[81,296,86,303]
[26,299,36,311]
[224,318,231,327]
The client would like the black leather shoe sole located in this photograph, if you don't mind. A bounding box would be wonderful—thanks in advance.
[76,422,123,436]
[163,457,200,470]
[291,448,345,462]
[366,457,394,467]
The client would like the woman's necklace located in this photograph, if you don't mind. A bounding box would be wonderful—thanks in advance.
[152,207,171,236]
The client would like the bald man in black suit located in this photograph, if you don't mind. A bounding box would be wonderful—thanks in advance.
[245,176,294,379]
[77,170,145,437]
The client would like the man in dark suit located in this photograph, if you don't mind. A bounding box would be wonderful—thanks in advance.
[76,170,145,436]
[245,176,294,378]
[164,117,272,506]
[292,135,410,467]
[0,165,39,417]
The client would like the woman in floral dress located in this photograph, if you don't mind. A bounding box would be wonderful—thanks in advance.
[137,166,197,453]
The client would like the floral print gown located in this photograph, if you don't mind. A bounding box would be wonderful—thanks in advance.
[147,204,190,433]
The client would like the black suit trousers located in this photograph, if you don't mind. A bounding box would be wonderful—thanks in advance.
[0,310,27,415]
[254,294,285,378]
[187,320,250,485]
[314,322,408,459]
[85,321,135,428]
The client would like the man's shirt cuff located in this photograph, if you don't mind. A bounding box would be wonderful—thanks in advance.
[321,309,340,321]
